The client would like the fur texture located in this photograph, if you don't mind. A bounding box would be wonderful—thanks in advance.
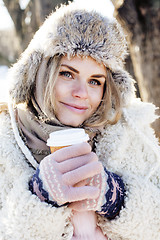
[2,2,160,239]
[8,2,135,105]
[0,99,160,239]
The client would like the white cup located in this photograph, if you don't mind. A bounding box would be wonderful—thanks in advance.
[47,128,89,153]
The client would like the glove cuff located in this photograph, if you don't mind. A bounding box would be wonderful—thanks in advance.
[96,169,108,211]
[97,168,125,219]
[29,167,63,207]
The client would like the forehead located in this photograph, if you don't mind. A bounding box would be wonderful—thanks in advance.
[60,55,106,75]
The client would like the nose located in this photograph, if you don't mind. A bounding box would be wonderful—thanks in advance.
[72,81,88,99]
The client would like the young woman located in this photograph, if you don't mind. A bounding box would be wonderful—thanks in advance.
[0,2,160,240]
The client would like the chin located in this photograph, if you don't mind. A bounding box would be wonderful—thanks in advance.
[60,119,83,127]
[63,122,82,127]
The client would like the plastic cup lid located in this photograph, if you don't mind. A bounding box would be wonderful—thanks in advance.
[47,128,89,147]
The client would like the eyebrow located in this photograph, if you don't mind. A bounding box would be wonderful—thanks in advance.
[91,74,106,79]
[61,64,79,74]
[61,64,106,79]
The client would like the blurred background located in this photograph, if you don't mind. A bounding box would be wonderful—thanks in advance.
[0,0,159,138]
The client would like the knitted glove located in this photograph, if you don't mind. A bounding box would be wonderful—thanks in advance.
[98,169,125,219]
[69,168,107,211]
[29,142,103,206]
[69,168,125,219]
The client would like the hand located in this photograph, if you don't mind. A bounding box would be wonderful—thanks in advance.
[39,142,103,205]
[69,168,107,212]
[69,169,125,220]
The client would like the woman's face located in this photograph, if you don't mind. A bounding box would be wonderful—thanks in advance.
[53,55,106,126]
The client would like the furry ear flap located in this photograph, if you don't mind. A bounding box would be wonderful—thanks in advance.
[9,50,43,104]
[112,69,136,106]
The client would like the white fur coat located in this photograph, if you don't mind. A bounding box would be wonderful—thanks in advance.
[0,99,160,240]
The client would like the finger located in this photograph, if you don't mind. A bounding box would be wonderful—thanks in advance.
[51,142,91,163]
[73,179,88,187]
[69,201,92,211]
[58,152,98,174]
[69,201,85,211]
[73,176,94,187]
[67,185,99,202]
[62,161,103,186]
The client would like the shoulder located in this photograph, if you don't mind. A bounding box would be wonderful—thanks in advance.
[0,103,20,162]
[0,103,34,178]
[0,102,8,113]
[0,102,12,136]
[99,99,158,143]
[98,99,159,148]
[96,99,160,177]
[0,105,17,160]
[122,99,159,127]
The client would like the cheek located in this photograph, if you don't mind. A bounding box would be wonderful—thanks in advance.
[52,84,62,113]
[54,86,60,100]
[54,78,72,99]
[54,81,65,100]
[90,88,103,109]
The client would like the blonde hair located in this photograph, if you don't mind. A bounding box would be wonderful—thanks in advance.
[44,55,122,127]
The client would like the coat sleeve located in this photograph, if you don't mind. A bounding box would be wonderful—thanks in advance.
[0,112,73,240]
[96,101,160,240]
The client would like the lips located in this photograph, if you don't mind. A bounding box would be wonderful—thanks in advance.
[61,102,88,113]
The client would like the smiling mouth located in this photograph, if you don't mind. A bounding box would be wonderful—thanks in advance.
[61,102,88,113]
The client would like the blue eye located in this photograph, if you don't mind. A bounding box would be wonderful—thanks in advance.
[89,79,101,86]
[59,71,72,78]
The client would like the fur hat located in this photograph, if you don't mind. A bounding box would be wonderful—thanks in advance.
[8,2,135,106]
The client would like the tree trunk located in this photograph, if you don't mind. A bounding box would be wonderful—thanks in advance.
[112,0,160,138]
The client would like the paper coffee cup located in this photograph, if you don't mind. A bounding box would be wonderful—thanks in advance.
[47,128,89,153]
